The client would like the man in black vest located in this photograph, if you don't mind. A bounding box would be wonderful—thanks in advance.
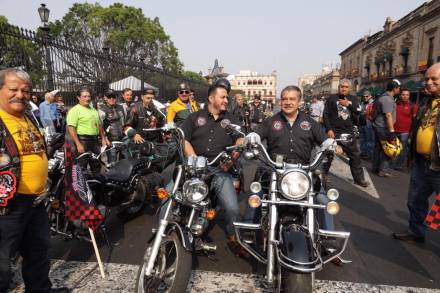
[323,79,369,187]
[0,68,61,292]
[98,90,127,164]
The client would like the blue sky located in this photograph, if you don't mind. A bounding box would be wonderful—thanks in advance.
[0,0,426,93]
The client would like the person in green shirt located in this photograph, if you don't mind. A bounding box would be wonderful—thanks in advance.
[66,88,109,160]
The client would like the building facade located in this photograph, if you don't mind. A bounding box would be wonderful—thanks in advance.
[298,74,318,95]
[340,0,440,96]
[204,59,229,85]
[309,69,340,98]
[229,70,277,104]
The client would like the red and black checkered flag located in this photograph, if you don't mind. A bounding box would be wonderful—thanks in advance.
[425,193,440,230]
[64,135,103,232]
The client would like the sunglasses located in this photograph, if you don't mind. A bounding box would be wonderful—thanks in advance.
[363,96,370,98]
[107,96,117,99]
[179,90,190,95]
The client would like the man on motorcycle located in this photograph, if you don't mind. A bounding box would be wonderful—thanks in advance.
[246,85,343,261]
[180,79,245,254]
[124,88,166,144]
[232,94,251,133]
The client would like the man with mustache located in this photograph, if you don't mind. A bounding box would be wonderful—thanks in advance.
[0,68,62,292]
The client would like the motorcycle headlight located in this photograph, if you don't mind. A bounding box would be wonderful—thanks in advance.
[183,179,209,203]
[279,170,311,201]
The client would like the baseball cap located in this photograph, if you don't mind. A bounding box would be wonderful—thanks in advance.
[386,79,401,91]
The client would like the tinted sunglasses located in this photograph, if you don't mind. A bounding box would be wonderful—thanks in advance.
[179,90,190,95]
[107,96,117,99]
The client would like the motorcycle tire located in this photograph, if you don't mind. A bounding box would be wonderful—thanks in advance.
[283,270,313,293]
[119,179,148,217]
[135,231,192,293]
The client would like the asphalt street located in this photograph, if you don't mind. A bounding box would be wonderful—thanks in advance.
[40,156,440,291]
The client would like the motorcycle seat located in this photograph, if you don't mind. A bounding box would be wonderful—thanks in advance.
[104,158,150,183]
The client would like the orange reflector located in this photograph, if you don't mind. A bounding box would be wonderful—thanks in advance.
[248,195,262,208]
[157,188,169,200]
[206,209,216,220]
[51,199,60,210]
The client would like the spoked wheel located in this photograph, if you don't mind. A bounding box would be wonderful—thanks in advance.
[135,231,192,293]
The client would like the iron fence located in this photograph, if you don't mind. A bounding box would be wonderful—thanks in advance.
[0,23,209,106]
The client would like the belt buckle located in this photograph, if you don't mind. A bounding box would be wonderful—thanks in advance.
[0,206,9,216]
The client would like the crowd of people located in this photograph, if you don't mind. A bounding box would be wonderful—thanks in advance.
[0,62,439,292]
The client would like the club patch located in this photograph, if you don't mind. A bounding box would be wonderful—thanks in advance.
[196,116,207,127]
[0,171,17,207]
[300,121,311,131]
[272,120,284,131]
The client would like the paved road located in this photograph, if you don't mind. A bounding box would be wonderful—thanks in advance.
[11,157,440,292]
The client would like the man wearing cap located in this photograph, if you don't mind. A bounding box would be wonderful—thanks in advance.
[98,90,127,164]
[249,94,266,131]
[372,79,401,177]
[393,63,440,244]
[39,90,60,131]
[359,91,375,159]
[124,88,165,143]
[166,83,199,126]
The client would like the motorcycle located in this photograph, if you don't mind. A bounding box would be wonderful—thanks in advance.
[44,137,155,240]
[233,132,352,293]
[136,124,242,293]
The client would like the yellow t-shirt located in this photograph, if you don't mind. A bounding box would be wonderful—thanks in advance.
[416,98,440,157]
[0,110,48,195]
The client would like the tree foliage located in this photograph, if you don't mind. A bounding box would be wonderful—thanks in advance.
[48,3,183,73]
[182,71,207,83]
[0,16,45,89]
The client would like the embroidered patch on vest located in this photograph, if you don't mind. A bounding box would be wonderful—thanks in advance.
[0,171,17,207]
[272,120,284,131]
[300,121,311,131]
[196,116,207,127]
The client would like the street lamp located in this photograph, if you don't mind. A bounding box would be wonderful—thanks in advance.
[38,3,50,26]
[38,3,54,90]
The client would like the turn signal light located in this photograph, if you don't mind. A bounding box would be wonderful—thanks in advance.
[326,201,340,215]
[156,188,169,200]
[206,209,216,220]
[248,195,262,208]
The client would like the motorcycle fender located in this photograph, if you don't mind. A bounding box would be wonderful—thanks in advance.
[281,225,314,264]
[147,222,193,252]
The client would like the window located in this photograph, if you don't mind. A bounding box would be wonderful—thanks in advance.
[248,80,252,85]
[270,82,272,85]
[428,36,435,66]
[253,80,258,85]
[258,80,263,85]
[269,91,272,96]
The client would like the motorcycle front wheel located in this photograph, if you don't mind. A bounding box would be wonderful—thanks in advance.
[283,270,313,293]
[135,231,192,293]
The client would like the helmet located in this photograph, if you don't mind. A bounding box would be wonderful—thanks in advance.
[214,78,231,94]
[381,137,403,158]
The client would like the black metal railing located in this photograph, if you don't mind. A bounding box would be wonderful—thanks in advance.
[0,23,208,106]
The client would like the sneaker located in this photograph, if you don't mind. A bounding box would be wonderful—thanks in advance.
[376,171,393,177]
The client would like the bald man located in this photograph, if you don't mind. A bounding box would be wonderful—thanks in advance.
[393,63,440,244]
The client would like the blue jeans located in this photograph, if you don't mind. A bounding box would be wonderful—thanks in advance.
[0,195,51,292]
[359,123,375,158]
[394,133,409,169]
[407,155,440,237]
[164,170,240,236]
[372,127,392,173]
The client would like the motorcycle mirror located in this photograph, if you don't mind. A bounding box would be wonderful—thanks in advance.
[245,132,261,145]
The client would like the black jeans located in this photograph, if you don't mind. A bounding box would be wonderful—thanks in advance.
[78,136,101,169]
[323,139,365,182]
[0,195,51,293]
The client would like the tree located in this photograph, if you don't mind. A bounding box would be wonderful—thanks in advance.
[182,71,207,83]
[0,16,45,89]
[48,3,183,73]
